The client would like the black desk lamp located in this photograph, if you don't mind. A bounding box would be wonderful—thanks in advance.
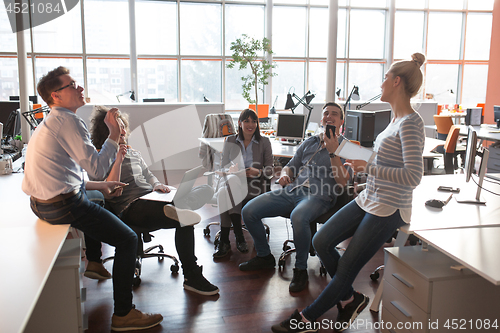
[284,89,316,135]
[356,94,381,110]
[116,90,135,103]
[344,85,360,113]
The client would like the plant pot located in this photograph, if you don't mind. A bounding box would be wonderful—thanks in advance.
[248,104,269,119]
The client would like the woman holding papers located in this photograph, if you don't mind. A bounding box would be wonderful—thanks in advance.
[272,53,426,333]
[88,107,219,296]
[213,108,273,258]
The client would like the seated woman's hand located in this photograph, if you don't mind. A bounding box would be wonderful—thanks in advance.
[246,167,260,178]
[228,163,239,174]
[154,183,171,193]
[103,181,128,198]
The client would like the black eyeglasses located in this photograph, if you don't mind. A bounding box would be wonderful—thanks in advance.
[54,81,78,92]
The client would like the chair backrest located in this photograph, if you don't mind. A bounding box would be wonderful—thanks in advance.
[443,125,459,154]
[433,115,453,135]
[198,113,236,171]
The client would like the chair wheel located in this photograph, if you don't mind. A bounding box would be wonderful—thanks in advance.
[214,238,219,247]
[319,266,327,276]
[278,258,285,268]
[171,264,179,274]
[132,277,141,287]
[370,271,380,281]
[204,227,210,236]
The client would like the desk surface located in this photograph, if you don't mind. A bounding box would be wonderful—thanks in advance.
[0,172,70,333]
[416,227,500,285]
[402,174,500,234]
[458,124,500,142]
[199,137,299,158]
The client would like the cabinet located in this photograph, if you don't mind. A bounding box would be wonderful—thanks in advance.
[382,246,500,333]
[24,238,87,333]
[487,146,500,173]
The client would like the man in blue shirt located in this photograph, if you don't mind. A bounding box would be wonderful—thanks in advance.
[239,102,352,293]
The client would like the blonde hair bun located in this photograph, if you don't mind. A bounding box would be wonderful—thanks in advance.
[411,53,425,68]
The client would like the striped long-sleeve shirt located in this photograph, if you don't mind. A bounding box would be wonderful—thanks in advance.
[355,111,425,223]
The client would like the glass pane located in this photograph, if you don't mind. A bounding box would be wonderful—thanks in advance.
[427,12,463,60]
[225,60,263,111]
[468,0,494,10]
[180,3,222,56]
[350,0,387,8]
[309,8,329,58]
[225,5,265,56]
[226,0,265,3]
[465,13,492,60]
[181,60,222,103]
[0,57,34,101]
[85,0,130,54]
[394,11,425,60]
[274,0,307,4]
[86,58,131,104]
[136,0,177,55]
[395,0,425,9]
[309,61,327,103]
[336,61,346,101]
[310,0,329,5]
[429,0,465,10]
[425,63,459,105]
[0,5,21,52]
[32,4,82,53]
[272,61,305,110]
[337,8,347,58]
[347,62,384,103]
[137,59,178,102]
[273,7,307,57]
[349,9,385,59]
[462,64,488,107]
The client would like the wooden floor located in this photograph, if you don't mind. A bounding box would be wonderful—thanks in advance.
[82,196,395,333]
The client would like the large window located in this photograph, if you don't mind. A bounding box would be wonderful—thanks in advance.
[0,0,494,110]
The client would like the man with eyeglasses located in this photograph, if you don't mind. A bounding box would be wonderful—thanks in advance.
[22,66,164,331]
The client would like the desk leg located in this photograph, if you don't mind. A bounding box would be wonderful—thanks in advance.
[369,231,410,312]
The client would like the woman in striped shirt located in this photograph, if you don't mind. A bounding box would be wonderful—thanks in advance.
[272,53,426,333]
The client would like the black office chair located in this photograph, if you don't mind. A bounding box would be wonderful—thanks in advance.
[277,185,354,276]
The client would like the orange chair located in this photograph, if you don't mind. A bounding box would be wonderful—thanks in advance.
[443,125,465,174]
[433,115,453,141]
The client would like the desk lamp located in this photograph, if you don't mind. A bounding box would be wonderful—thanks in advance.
[356,94,382,110]
[344,85,360,113]
[284,89,316,134]
[116,90,135,103]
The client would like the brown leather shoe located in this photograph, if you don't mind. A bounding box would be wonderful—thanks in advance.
[111,308,163,331]
[84,261,111,280]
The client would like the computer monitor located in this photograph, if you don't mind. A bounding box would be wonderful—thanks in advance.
[494,105,500,129]
[9,95,38,104]
[455,126,489,204]
[0,101,21,143]
[344,109,391,147]
[276,113,306,144]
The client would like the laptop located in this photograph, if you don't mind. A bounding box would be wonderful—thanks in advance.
[140,165,203,203]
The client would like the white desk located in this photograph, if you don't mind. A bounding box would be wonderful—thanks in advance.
[199,137,299,158]
[458,124,500,142]
[371,173,500,312]
[0,172,83,333]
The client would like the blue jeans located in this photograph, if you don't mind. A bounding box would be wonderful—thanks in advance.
[30,189,138,316]
[302,200,405,322]
[242,187,332,270]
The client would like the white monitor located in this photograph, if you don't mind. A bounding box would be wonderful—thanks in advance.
[276,113,306,142]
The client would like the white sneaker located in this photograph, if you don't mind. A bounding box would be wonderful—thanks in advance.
[163,204,201,226]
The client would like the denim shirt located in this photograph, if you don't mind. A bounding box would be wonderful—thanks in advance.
[235,136,258,169]
[285,135,351,202]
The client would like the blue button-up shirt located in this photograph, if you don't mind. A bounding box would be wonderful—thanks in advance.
[285,135,352,202]
[235,136,258,169]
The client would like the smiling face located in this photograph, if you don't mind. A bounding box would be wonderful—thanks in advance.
[117,118,128,145]
[238,116,258,138]
[321,104,344,134]
[50,74,85,112]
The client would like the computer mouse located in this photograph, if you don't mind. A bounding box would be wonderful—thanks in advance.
[425,199,445,208]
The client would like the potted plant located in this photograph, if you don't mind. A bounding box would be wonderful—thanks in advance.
[227,34,277,117]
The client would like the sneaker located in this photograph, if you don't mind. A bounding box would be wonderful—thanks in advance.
[235,237,249,253]
[213,241,231,258]
[183,265,220,296]
[111,308,163,331]
[335,291,369,332]
[289,268,308,293]
[239,254,276,271]
[84,261,112,280]
[271,309,318,333]
[163,204,201,226]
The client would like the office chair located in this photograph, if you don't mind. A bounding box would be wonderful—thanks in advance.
[430,125,466,175]
[433,115,454,141]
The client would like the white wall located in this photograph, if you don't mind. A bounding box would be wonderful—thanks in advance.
[78,102,224,178]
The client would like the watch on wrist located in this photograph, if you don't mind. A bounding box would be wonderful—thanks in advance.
[329,152,336,158]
